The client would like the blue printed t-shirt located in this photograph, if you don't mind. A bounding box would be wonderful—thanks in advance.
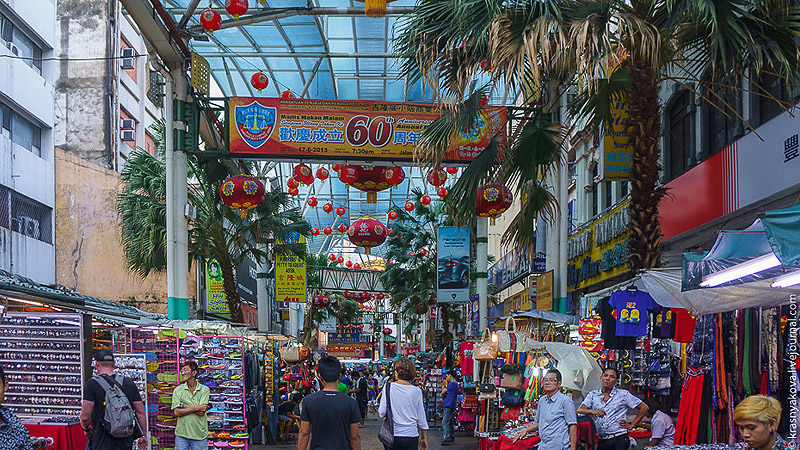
[443,381,459,408]
[609,290,655,337]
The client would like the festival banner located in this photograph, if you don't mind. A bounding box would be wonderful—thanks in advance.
[228,97,507,162]
[206,259,229,314]
[437,226,470,303]
[326,343,369,358]
[275,233,306,302]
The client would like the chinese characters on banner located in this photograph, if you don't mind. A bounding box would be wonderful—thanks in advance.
[206,259,230,314]
[601,96,632,180]
[228,97,507,162]
[275,233,306,302]
[437,226,470,303]
[535,270,554,312]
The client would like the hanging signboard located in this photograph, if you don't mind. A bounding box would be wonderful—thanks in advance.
[318,311,337,333]
[534,270,554,311]
[228,97,507,163]
[275,233,306,302]
[326,343,369,358]
[206,259,229,314]
[567,199,631,291]
[327,332,365,343]
[437,226,470,303]
[600,96,632,180]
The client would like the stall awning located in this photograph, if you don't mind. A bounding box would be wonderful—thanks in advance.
[511,309,579,325]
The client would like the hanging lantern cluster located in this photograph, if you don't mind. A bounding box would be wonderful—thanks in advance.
[426,168,448,187]
[337,323,364,332]
[339,165,405,204]
[219,174,265,218]
[347,216,387,255]
[364,0,386,18]
[199,9,221,33]
[225,0,248,19]
[293,164,314,185]
[476,183,513,224]
[312,295,331,308]
[250,72,268,92]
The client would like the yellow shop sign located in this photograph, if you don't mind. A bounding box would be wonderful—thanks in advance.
[567,199,631,291]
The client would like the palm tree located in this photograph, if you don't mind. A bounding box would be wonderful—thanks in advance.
[396,0,800,272]
[118,121,311,322]
[300,254,362,347]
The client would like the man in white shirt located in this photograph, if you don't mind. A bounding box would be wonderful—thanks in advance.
[577,368,648,450]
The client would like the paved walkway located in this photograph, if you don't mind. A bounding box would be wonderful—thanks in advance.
[249,416,479,450]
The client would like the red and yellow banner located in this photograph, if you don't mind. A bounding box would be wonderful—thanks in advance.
[326,343,371,358]
[228,97,507,162]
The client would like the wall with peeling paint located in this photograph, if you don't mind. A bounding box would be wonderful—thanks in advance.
[54,148,195,314]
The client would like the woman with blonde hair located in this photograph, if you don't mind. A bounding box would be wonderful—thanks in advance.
[378,358,429,450]
[733,395,790,450]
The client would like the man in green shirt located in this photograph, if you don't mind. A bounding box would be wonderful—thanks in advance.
[172,361,210,450]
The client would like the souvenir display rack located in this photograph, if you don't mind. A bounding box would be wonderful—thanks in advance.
[264,339,276,413]
[196,336,249,449]
[0,312,84,418]
[92,327,132,354]
[423,370,443,426]
[131,328,180,450]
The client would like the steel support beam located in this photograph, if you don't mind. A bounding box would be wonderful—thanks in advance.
[120,0,185,66]
[177,0,202,29]
[195,51,395,58]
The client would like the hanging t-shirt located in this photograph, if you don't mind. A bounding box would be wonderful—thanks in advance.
[673,308,696,343]
[459,341,475,376]
[609,289,655,337]
[598,296,636,349]
[652,305,675,339]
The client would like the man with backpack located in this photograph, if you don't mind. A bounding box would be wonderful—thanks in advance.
[172,360,210,449]
[80,349,147,450]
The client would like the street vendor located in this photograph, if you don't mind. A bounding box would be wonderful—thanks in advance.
[577,367,648,450]
[513,369,577,450]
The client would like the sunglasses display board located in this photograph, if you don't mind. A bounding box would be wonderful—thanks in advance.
[423,372,444,426]
[0,312,85,418]
[91,353,150,449]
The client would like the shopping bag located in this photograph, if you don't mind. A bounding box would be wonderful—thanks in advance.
[497,317,525,353]
[474,329,498,361]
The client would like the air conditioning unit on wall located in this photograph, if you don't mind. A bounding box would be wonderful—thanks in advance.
[121,48,135,69]
[121,119,135,130]
[6,41,19,56]
[21,216,40,239]
[121,129,135,141]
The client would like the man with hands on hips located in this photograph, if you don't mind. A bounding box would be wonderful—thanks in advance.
[513,369,578,450]
[576,367,648,450]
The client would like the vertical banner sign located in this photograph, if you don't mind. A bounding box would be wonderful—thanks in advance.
[206,259,230,314]
[275,233,307,302]
[437,226,470,303]
[535,270,554,311]
[602,96,632,179]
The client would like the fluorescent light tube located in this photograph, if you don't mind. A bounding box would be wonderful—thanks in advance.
[699,253,781,287]
[771,270,800,288]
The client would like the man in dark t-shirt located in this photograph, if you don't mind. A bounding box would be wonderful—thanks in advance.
[80,349,147,450]
[350,371,369,427]
[298,356,361,450]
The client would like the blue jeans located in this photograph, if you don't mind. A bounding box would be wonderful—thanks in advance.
[175,435,208,450]
[442,406,455,440]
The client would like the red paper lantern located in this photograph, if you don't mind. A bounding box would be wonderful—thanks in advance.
[339,165,401,204]
[347,216,387,255]
[328,253,336,261]
[479,94,489,106]
[322,203,333,213]
[316,167,329,180]
[307,197,318,207]
[355,292,369,304]
[345,261,353,268]
[343,290,351,299]
[337,256,344,264]
[419,249,427,255]
[384,166,406,186]
[445,167,459,174]
[386,259,393,265]
[250,72,269,92]
[288,187,299,196]
[480,60,492,71]
[335,206,346,216]
[280,90,295,99]
[383,328,392,335]
[353,263,361,270]
[225,0,248,19]
[333,164,342,172]
[420,195,432,205]
[323,226,333,235]
[293,164,314,185]
[199,9,221,33]
[437,187,448,198]
[404,201,415,212]
[387,210,398,220]
[426,168,447,187]
[287,178,297,189]
[312,295,330,308]
[311,227,320,236]
[476,184,513,220]
[337,223,348,233]
[219,174,266,218]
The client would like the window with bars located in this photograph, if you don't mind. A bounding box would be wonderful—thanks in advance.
[705,84,742,155]
[757,70,793,126]
[668,91,695,180]
[147,69,165,107]
[0,186,52,244]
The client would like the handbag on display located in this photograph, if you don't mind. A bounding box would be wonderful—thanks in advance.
[500,364,524,374]
[474,329,498,361]
[500,372,524,390]
[378,382,394,448]
[478,383,496,400]
[281,344,301,363]
[500,406,522,421]
[500,389,525,407]
[497,317,525,353]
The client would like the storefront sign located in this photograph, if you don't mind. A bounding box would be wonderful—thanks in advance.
[327,343,369,358]
[534,271,554,311]
[567,199,631,291]
[206,259,229,314]
[229,97,507,163]
[437,226,470,303]
[275,233,306,302]
[401,345,420,356]
[327,332,364,343]
[601,97,631,179]
[236,256,258,304]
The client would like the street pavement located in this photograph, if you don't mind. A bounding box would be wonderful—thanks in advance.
[249,415,480,450]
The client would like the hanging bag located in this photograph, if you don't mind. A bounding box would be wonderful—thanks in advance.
[474,329,498,361]
[500,389,525,407]
[281,344,301,363]
[378,382,395,449]
[497,317,525,353]
[500,372,524,390]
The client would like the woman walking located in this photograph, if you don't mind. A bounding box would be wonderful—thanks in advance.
[379,358,428,450]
